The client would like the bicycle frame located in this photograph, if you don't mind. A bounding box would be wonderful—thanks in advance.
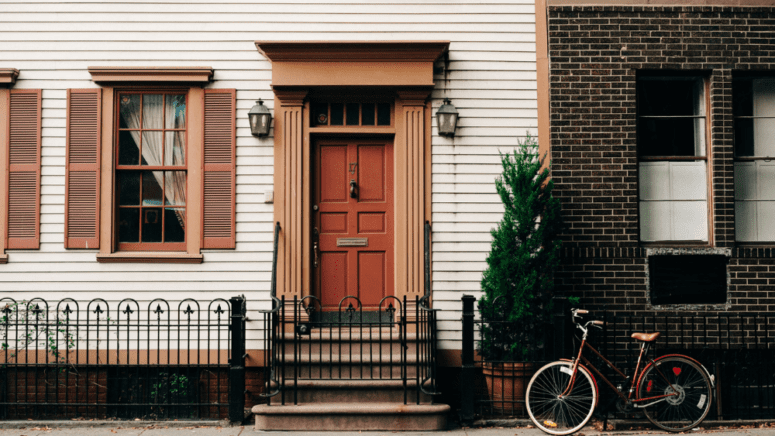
[564,330,680,408]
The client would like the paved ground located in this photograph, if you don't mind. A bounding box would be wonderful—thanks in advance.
[0,423,774,436]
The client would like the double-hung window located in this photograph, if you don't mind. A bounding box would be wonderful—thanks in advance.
[733,77,775,242]
[637,76,708,242]
[116,92,187,250]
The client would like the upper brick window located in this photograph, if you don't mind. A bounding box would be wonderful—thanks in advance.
[637,76,709,243]
[733,77,775,242]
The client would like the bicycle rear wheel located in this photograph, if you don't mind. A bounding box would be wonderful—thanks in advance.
[637,356,712,432]
[526,361,597,435]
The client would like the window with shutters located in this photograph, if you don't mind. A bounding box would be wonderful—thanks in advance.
[637,75,710,243]
[68,67,235,262]
[733,77,775,242]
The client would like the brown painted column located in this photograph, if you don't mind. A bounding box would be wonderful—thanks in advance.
[396,89,432,308]
[273,88,308,299]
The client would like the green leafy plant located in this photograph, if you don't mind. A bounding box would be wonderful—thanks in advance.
[1,301,78,366]
[150,372,192,402]
[479,135,563,361]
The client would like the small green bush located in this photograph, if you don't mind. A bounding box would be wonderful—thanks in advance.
[478,135,562,361]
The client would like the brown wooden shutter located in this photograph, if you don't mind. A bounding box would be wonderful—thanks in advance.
[203,89,236,249]
[7,89,41,249]
[64,89,101,249]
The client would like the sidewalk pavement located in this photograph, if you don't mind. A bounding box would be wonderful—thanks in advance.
[0,422,774,436]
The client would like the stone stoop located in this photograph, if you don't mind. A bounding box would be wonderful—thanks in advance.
[252,327,449,430]
[252,403,450,431]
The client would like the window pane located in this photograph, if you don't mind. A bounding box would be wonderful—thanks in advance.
[733,79,754,117]
[638,79,702,116]
[362,103,375,126]
[118,208,139,243]
[164,131,186,166]
[312,102,328,126]
[142,208,162,242]
[637,117,704,156]
[118,94,140,129]
[330,103,344,125]
[164,208,186,242]
[735,117,755,156]
[346,103,359,125]
[165,94,186,129]
[164,171,186,206]
[377,103,391,125]
[142,171,164,206]
[142,94,163,129]
[118,131,140,165]
[141,131,163,166]
[118,172,140,206]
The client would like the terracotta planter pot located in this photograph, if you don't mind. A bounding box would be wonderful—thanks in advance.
[482,362,535,414]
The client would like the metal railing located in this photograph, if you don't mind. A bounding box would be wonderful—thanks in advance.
[260,221,438,405]
[0,296,246,421]
[460,297,775,423]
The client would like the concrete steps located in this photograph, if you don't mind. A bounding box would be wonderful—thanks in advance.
[253,327,448,430]
[252,402,450,431]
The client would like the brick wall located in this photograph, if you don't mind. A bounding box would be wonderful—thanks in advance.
[548,6,775,313]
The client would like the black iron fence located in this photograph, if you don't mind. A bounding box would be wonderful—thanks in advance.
[0,296,247,421]
[260,221,439,405]
[460,296,775,423]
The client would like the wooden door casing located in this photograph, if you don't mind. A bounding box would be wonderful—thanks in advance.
[314,138,394,311]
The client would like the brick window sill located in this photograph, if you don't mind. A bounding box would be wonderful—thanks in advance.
[96,252,203,264]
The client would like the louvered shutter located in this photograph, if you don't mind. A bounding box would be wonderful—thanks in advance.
[7,89,41,249]
[203,89,236,249]
[65,89,101,249]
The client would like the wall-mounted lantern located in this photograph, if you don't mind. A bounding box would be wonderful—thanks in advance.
[436,98,459,137]
[249,99,272,136]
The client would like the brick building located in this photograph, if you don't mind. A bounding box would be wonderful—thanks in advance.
[540,1,775,314]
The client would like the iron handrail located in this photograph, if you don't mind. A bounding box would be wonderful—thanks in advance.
[259,222,282,398]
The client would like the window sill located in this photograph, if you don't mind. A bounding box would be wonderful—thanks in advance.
[96,252,203,264]
[0,254,7,264]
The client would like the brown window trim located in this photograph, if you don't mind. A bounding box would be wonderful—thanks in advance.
[88,67,213,84]
[96,252,203,264]
[0,68,19,86]
[92,83,206,264]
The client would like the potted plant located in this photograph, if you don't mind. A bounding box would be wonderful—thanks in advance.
[478,135,562,413]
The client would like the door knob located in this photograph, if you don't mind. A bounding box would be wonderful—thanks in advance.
[350,179,357,199]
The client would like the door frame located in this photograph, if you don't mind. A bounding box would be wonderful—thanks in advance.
[257,41,448,313]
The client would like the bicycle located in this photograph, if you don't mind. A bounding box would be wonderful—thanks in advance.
[525,308,715,435]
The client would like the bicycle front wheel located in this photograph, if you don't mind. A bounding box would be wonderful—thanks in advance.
[526,361,597,435]
[637,356,712,432]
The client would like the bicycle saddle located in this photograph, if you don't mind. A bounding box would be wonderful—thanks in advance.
[631,332,660,342]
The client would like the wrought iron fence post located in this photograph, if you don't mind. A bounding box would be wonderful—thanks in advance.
[461,295,476,425]
[229,295,246,423]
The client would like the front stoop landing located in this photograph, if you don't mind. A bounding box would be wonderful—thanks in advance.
[252,402,450,431]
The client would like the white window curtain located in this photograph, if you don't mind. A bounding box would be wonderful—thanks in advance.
[120,95,186,228]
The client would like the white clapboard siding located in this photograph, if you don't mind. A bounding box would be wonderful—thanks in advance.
[0,0,537,352]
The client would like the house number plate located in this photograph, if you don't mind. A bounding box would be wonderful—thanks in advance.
[337,237,368,247]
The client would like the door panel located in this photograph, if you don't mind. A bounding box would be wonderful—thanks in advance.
[314,138,394,311]
[320,251,348,308]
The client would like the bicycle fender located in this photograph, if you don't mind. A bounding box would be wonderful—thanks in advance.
[560,358,600,408]
[635,354,715,402]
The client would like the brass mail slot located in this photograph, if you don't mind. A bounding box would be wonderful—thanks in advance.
[337,237,368,247]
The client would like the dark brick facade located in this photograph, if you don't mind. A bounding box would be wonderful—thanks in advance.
[547,6,775,313]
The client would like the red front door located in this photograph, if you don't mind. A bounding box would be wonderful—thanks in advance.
[314,138,394,311]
